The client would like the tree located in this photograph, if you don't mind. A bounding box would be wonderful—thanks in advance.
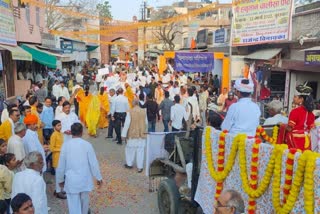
[151,8,184,50]
[96,1,112,24]
[45,0,105,30]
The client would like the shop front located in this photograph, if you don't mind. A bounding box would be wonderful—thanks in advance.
[243,48,286,101]
[0,44,32,98]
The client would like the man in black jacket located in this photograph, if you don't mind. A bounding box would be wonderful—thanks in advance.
[142,94,159,132]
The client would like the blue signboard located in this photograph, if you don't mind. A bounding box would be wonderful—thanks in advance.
[305,50,320,65]
[174,52,214,73]
[214,28,227,44]
[60,40,73,53]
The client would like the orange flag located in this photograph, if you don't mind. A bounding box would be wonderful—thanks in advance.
[190,37,197,50]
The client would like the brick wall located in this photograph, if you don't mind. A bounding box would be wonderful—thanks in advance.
[100,29,138,64]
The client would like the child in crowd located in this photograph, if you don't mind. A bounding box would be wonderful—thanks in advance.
[49,120,66,200]
[41,97,54,144]
[0,139,7,157]
[11,193,35,214]
[0,153,18,213]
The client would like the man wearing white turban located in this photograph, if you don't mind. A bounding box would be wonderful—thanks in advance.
[221,78,261,136]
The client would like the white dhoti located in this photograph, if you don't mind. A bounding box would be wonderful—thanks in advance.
[54,167,62,193]
[125,138,146,169]
[67,191,90,214]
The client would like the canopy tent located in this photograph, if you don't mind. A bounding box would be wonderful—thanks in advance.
[20,44,57,69]
[0,44,32,61]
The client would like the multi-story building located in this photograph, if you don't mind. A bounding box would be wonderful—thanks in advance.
[0,0,47,99]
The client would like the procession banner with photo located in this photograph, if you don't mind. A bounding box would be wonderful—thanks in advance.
[174,52,214,73]
[0,0,17,46]
[231,0,293,46]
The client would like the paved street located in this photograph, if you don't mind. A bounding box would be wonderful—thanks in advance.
[46,128,159,214]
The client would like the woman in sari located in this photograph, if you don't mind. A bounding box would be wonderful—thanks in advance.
[86,95,100,137]
[76,85,92,126]
[286,84,315,151]
[97,87,110,129]
[124,83,135,109]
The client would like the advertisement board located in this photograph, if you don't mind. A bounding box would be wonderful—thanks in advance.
[232,0,293,46]
[0,0,17,46]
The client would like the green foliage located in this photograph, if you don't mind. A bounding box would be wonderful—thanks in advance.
[96,1,112,19]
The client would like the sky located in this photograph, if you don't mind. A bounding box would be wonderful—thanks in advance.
[108,0,203,21]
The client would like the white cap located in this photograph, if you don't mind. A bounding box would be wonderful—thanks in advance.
[234,78,254,93]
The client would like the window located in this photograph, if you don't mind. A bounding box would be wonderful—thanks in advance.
[183,38,188,48]
[25,4,30,24]
[36,7,40,26]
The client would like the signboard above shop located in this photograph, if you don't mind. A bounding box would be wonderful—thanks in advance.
[305,50,320,65]
[232,0,293,46]
[214,28,228,44]
[60,40,73,53]
[0,0,17,46]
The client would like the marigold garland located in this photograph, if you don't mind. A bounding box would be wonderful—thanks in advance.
[205,127,238,183]
[282,149,298,203]
[272,150,308,213]
[214,130,228,199]
[304,152,320,214]
[256,125,279,144]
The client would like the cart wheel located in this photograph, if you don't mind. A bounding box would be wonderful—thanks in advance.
[178,200,198,214]
[158,178,180,214]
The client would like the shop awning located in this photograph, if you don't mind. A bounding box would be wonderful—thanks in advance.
[300,46,320,51]
[245,48,282,60]
[86,45,99,52]
[20,44,57,69]
[0,44,32,61]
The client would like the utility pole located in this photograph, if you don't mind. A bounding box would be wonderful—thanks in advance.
[143,0,147,65]
[139,0,147,65]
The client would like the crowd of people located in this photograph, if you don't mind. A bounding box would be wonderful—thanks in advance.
[0,60,318,213]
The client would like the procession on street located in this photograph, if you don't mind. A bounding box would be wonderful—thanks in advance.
[0,0,320,213]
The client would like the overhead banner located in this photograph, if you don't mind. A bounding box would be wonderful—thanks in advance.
[305,50,320,65]
[232,0,293,46]
[174,52,214,73]
[0,0,17,46]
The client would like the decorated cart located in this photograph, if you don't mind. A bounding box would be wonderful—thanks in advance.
[195,126,320,214]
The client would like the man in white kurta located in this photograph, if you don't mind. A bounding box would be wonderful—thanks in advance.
[56,123,102,214]
[55,101,80,143]
[8,123,27,172]
[221,78,261,137]
[23,114,46,173]
[11,152,48,214]
[59,82,70,100]
[121,99,148,172]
